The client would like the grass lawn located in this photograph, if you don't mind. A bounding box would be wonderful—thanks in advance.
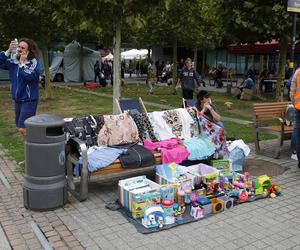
[0,83,274,172]
[70,83,260,119]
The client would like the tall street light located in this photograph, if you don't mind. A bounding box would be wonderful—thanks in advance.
[287,0,300,74]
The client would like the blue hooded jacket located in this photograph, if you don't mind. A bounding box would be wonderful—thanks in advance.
[0,52,40,102]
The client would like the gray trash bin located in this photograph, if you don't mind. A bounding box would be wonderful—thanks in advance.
[23,114,68,211]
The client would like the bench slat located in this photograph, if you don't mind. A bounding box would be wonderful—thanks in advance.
[259,125,293,133]
[90,152,161,176]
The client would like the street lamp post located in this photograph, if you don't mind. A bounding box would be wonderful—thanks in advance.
[287,0,300,75]
[291,12,297,74]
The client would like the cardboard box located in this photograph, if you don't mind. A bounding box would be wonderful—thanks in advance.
[185,163,220,184]
[118,176,160,211]
[240,89,253,100]
[155,163,194,201]
[155,163,194,184]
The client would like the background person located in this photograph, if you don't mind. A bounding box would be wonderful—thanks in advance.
[0,38,41,140]
[290,67,300,168]
[94,60,101,83]
[236,73,256,99]
[214,63,223,88]
[179,58,203,99]
[146,59,155,95]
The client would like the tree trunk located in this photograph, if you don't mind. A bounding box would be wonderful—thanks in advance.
[257,55,264,96]
[80,44,84,83]
[276,37,288,101]
[201,46,206,78]
[193,47,197,71]
[172,37,177,94]
[112,16,122,114]
[41,45,52,99]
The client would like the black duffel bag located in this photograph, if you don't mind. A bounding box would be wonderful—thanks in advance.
[111,143,155,168]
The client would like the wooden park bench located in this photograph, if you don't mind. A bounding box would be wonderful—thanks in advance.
[253,102,293,158]
[66,98,162,201]
[66,138,162,201]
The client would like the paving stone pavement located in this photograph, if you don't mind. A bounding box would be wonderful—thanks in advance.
[1,140,300,250]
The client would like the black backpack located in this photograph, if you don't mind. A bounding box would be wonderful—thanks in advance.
[64,115,101,147]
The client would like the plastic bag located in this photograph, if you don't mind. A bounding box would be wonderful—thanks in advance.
[224,147,245,172]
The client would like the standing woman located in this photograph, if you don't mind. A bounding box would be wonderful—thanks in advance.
[0,38,41,140]
[179,58,202,99]
[146,59,155,95]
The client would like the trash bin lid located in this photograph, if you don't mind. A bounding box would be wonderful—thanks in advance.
[25,114,65,143]
[25,114,64,127]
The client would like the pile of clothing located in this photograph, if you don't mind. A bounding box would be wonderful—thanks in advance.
[65,107,227,173]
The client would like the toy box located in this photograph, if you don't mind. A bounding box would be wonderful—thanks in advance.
[185,163,220,184]
[155,163,194,201]
[155,163,189,184]
[131,191,161,219]
[118,175,161,211]
[210,160,232,174]
[196,197,212,216]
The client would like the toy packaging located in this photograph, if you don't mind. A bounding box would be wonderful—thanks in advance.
[155,163,194,185]
[118,175,160,211]
[210,159,232,174]
[156,163,194,201]
[131,191,161,219]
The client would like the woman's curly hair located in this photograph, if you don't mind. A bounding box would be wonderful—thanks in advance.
[19,38,40,60]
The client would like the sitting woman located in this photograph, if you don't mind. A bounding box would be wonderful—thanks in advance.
[237,74,256,99]
[195,90,226,157]
[195,90,221,123]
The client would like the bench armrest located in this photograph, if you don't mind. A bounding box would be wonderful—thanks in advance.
[68,137,88,174]
[66,137,89,201]
[276,117,285,131]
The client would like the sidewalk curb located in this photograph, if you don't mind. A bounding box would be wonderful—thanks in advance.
[0,225,11,250]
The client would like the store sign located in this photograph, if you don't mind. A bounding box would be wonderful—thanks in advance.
[288,0,300,12]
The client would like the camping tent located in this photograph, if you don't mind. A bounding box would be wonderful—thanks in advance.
[121,49,150,59]
[49,41,101,82]
[49,51,63,81]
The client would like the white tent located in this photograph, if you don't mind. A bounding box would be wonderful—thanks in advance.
[49,41,101,82]
[121,49,150,59]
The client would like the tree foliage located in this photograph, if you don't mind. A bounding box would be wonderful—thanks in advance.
[216,0,294,101]
[136,0,222,49]
[218,0,291,43]
[0,0,70,98]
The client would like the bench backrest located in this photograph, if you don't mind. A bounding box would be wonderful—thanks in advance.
[116,97,148,114]
[253,102,290,122]
[119,99,143,113]
[182,98,196,108]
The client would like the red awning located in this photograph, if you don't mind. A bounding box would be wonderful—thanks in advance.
[228,40,300,54]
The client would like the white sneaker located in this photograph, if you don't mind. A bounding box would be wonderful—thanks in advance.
[291,154,298,160]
